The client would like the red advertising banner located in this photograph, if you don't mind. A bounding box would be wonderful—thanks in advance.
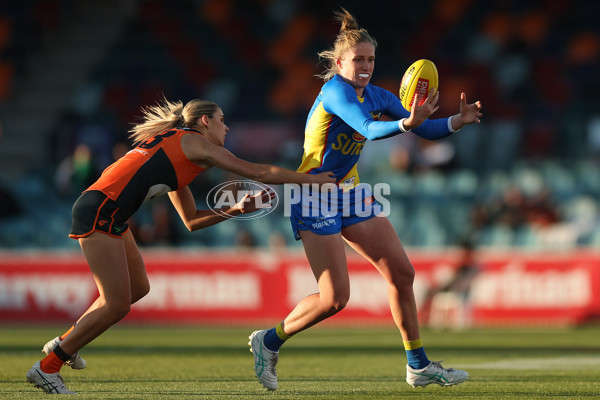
[1,250,599,326]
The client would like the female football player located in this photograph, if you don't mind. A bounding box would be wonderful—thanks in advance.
[249,8,482,391]
[26,98,335,394]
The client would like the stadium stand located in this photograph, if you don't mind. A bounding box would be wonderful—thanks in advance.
[0,0,599,250]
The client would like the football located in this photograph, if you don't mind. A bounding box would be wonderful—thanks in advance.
[399,59,439,111]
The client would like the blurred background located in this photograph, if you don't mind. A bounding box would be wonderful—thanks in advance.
[0,0,599,252]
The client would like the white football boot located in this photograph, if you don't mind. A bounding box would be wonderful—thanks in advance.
[248,330,279,390]
[26,361,76,394]
[406,361,469,387]
[42,337,87,370]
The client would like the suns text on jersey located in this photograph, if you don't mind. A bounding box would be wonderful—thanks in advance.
[331,133,366,155]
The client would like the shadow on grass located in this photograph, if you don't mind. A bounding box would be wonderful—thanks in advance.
[3,344,600,356]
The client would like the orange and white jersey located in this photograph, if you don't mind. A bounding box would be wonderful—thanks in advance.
[87,128,206,219]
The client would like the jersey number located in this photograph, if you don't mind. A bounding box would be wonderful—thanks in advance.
[138,130,177,149]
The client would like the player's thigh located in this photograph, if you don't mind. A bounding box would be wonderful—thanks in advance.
[342,215,414,283]
[79,232,131,304]
[299,230,350,298]
[122,229,149,302]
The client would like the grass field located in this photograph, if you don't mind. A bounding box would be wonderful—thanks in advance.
[1,324,599,399]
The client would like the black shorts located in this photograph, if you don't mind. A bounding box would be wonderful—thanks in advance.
[69,190,129,239]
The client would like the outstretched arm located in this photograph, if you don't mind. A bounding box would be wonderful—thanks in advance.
[168,186,275,231]
[181,134,335,186]
[382,90,482,140]
[449,92,482,131]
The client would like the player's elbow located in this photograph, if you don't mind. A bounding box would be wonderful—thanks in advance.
[186,221,204,232]
[182,219,197,232]
[249,168,269,183]
[361,123,375,140]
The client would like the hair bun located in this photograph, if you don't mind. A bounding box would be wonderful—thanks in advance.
[337,8,358,31]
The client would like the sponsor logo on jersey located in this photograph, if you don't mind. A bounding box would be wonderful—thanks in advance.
[352,132,366,142]
[128,148,150,156]
[331,133,366,155]
[369,110,382,121]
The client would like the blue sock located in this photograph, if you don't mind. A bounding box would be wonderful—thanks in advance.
[263,328,285,352]
[404,339,430,369]
[406,347,430,369]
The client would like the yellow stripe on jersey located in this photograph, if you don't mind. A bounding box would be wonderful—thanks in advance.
[338,164,360,191]
[297,101,332,174]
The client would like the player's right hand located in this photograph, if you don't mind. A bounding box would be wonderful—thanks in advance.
[312,171,336,186]
[405,88,439,130]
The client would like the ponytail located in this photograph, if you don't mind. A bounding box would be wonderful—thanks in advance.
[129,97,219,145]
[316,8,378,82]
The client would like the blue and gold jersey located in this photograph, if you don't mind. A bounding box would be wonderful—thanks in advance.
[297,74,452,188]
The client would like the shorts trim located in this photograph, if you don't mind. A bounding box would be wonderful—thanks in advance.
[68,226,130,240]
[69,190,129,239]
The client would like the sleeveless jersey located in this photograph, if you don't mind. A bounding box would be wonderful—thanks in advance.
[297,74,452,188]
[87,128,206,219]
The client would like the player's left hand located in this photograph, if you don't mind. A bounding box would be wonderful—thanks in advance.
[454,92,482,128]
[237,189,275,214]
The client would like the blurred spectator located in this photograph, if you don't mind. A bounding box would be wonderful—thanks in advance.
[127,197,181,247]
[2,0,600,250]
[111,141,130,161]
[46,110,82,167]
[413,138,456,173]
[493,185,529,229]
[525,187,561,228]
[268,231,287,251]
[473,185,562,231]
[73,111,117,171]
[54,143,99,199]
[235,229,257,249]
[0,184,22,218]
[388,144,412,172]
[384,135,456,175]
[426,239,480,330]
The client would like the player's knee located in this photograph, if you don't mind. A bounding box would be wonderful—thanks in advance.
[388,262,415,288]
[322,292,349,315]
[130,280,150,304]
[330,298,348,314]
[106,300,131,321]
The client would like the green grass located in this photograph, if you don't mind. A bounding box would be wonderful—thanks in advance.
[1,324,600,399]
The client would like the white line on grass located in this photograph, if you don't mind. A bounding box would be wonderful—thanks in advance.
[460,356,600,370]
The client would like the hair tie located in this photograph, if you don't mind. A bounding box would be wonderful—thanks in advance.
[177,114,185,125]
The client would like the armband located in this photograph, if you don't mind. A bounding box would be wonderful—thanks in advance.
[448,116,461,133]
[398,118,408,133]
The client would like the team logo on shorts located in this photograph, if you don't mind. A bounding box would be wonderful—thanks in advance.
[206,180,278,220]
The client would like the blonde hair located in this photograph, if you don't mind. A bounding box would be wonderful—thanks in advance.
[316,8,378,82]
[128,97,219,145]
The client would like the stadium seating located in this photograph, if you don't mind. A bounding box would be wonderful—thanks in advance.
[0,0,599,250]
